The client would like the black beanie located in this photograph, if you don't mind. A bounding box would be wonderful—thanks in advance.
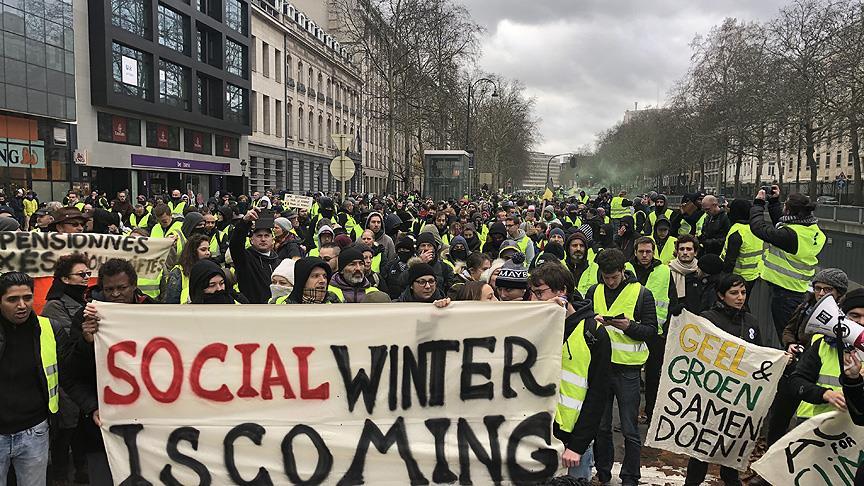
[416,232,438,249]
[396,236,415,252]
[697,254,724,276]
[408,262,435,284]
[841,288,864,314]
[338,247,365,272]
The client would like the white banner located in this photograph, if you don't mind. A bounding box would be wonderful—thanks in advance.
[94,302,564,484]
[283,194,314,210]
[753,411,864,485]
[0,231,173,280]
[645,311,787,471]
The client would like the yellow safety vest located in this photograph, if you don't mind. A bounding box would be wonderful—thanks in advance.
[150,221,183,239]
[172,265,190,304]
[371,253,382,273]
[138,270,161,300]
[516,235,531,255]
[340,213,362,240]
[326,285,379,303]
[168,200,186,216]
[555,319,592,433]
[652,236,677,265]
[477,224,489,246]
[761,224,825,293]
[72,202,85,211]
[579,194,589,204]
[648,209,673,229]
[129,212,150,228]
[576,261,599,297]
[796,336,842,418]
[644,265,671,333]
[309,248,320,257]
[679,213,706,237]
[721,223,764,282]
[36,316,60,413]
[610,197,630,219]
[592,282,648,365]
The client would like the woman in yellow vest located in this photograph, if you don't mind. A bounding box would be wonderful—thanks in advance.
[720,199,763,295]
[163,234,211,304]
[790,288,864,420]
[685,274,782,485]
[750,189,826,338]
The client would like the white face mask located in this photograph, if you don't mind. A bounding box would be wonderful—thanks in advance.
[270,284,292,300]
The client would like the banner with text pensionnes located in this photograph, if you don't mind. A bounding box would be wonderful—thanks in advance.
[94,302,565,484]
[645,311,787,471]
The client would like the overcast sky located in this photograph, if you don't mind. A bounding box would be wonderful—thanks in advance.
[459,0,789,154]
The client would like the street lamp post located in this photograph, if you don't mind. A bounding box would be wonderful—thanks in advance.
[240,159,247,195]
[465,77,499,195]
[546,153,574,191]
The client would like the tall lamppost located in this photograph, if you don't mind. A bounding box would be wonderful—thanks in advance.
[546,153,573,191]
[465,77,499,195]
[240,159,247,195]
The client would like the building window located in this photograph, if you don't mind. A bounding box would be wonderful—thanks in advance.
[837,151,842,168]
[286,102,292,138]
[261,42,269,77]
[196,24,222,68]
[184,129,212,154]
[146,122,180,150]
[850,151,855,165]
[276,100,283,137]
[262,94,270,134]
[112,0,151,38]
[286,54,293,80]
[197,73,219,117]
[225,38,246,78]
[158,59,190,110]
[318,115,323,145]
[250,35,256,72]
[112,42,152,100]
[216,135,239,157]
[298,108,304,140]
[308,112,313,144]
[97,112,141,145]
[275,48,282,83]
[225,0,247,35]
[158,4,188,54]
[825,153,830,169]
[197,0,221,21]
[225,83,247,124]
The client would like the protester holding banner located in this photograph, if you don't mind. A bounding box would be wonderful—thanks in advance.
[528,262,612,480]
[0,272,73,486]
[683,273,783,485]
[187,259,246,304]
[163,234,211,304]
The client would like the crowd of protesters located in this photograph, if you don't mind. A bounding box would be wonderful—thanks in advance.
[1,184,863,486]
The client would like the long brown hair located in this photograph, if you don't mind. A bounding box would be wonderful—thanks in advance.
[178,234,210,276]
[455,280,487,301]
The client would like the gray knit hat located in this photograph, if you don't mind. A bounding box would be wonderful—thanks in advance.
[496,253,528,289]
[813,268,848,295]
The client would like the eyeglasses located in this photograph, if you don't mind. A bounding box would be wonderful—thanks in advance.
[414,278,436,287]
[813,284,835,295]
[530,286,551,298]
[68,271,92,279]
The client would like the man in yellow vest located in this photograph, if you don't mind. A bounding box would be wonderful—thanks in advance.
[751,186,826,337]
[150,204,182,240]
[0,271,69,486]
[644,194,673,235]
[167,189,187,216]
[528,262,611,480]
[676,192,706,237]
[587,248,657,486]
[66,190,85,211]
[128,204,153,232]
[791,288,864,420]
[505,214,535,264]
[565,231,598,298]
[630,237,676,425]
[609,190,633,227]
[650,218,676,265]
[327,247,378,303]
[720,199,763,295]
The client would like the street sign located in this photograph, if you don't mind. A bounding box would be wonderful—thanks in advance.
[330,155,355,182]
[479,172,493,185]
[331,133,353,153]
[283,194,313,210]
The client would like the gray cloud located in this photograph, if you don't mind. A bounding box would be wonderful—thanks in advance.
[460,0,789,154]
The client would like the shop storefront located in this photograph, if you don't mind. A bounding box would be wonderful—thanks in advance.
[0,114,72,201]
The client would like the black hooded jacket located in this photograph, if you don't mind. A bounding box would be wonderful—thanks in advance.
[721,199,751,274]
[553,299,611,455]
[283,257,339,304]
[482,222,507,257]
[229,219,283,303]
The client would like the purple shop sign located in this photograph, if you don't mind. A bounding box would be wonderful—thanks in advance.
[131,154,231,173]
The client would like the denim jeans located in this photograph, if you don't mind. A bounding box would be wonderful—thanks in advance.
[567,441,594,480]
[595,366,642,485]
[769,282,804,340]
[0,419,49,486]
